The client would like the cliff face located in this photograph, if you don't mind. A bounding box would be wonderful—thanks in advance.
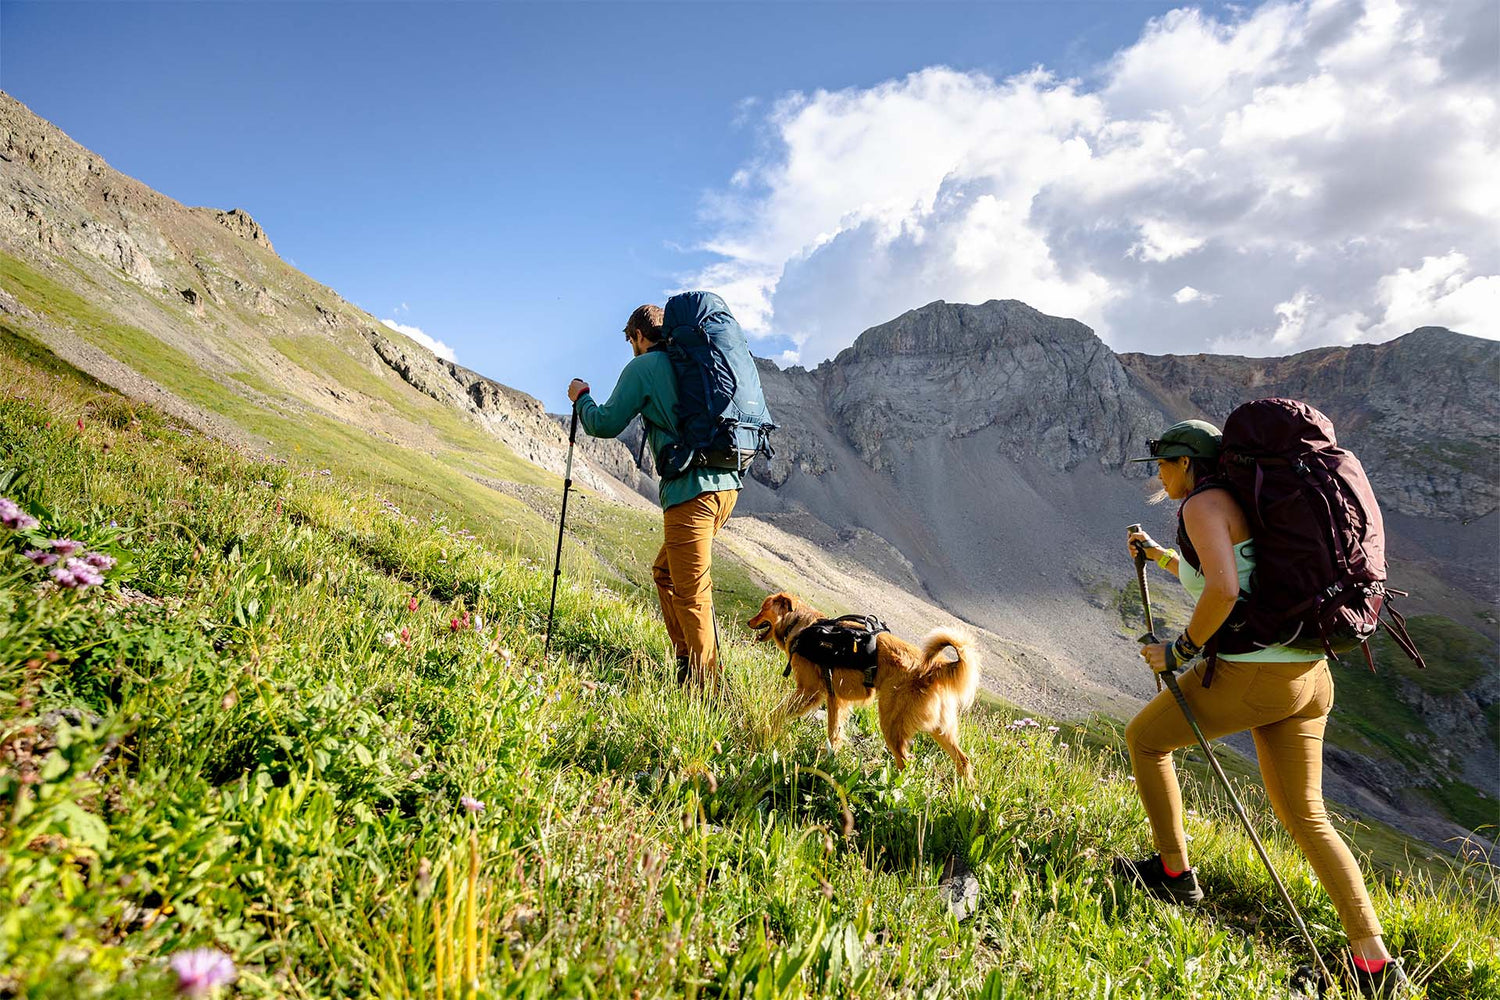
[1118,328,1500,521]
[753,302,1498,524]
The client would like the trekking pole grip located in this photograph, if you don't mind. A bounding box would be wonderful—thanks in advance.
[1128,523,1161,691]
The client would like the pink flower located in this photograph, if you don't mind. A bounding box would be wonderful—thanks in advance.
[24,549,58,567]
[83,551,116,571]
[450,617,461,631]
[400,627,411,646]
[0,498,38,531]
[48,538,83,557]
[460,795,485,814]
[169,948,236,997]
[51,558,105,590]
[407,597,419,613]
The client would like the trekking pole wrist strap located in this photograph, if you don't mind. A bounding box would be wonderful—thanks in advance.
[1166,631,1202,671]
[1156,548,1178,569]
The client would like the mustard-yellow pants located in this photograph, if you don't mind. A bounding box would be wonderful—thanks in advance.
[651,489,737,672]
[1125,657,1383,942]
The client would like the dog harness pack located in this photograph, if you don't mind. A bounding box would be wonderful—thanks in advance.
[785,614,890,696]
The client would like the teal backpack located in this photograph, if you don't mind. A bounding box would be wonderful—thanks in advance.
[654,291,776,478]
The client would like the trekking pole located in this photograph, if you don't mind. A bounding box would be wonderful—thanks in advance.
[1128,524,1162,693]
[1128,527,1334,988]
[542,408,579,662]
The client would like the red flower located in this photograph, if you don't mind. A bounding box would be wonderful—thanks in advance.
[407,597,419,613]
[400,627,411,646]
[450,617,461,631]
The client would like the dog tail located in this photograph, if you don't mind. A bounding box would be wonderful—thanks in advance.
[921,628,980,709]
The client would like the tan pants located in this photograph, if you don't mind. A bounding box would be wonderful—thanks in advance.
[651,490,737,675]
[1125,657,1383,942]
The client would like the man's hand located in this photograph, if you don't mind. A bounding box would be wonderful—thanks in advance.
[567,378,590,403]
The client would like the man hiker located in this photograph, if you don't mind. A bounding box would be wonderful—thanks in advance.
[567,303,742,686]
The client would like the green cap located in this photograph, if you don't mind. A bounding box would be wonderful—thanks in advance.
[1128,419,1222,463]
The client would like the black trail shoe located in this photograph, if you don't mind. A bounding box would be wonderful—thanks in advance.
[675,654,691,686]
[1353,958,1413,999]
[1112,853,1204,905]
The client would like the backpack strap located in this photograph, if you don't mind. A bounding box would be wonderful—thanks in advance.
[1378,592,1426,669]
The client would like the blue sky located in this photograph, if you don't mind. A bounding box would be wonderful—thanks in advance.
[3,1,1496,412]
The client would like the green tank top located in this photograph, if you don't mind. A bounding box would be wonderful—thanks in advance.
[1178,540,1324,662]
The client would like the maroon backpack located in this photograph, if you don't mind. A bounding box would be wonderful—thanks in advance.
[1176,398,1424,680]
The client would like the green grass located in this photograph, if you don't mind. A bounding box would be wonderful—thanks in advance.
[2,297,1497,998]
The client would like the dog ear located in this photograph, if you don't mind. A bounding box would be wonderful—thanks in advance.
[771,592,793,613]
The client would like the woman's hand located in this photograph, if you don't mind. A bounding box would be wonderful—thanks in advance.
[1127,528,1164,563]
[1140,642,1169,673]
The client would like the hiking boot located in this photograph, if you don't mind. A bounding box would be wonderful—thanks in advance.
[1352,958,1413,999]
[675,654,691,686]
[1111,853,1204,905]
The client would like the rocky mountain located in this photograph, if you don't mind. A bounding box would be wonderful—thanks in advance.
[2,90,1494,853]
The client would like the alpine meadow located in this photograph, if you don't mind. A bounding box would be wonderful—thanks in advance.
[1,4,1498,996]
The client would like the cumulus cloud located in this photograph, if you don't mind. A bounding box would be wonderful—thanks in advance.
[688,0,1499,363]
[381,319,456,362]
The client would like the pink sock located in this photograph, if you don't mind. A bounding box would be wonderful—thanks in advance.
[1161,860,1185,878]
[1352,955,1389,974]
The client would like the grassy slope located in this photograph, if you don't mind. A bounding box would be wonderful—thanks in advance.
[0,250,767,625]
[2,310,1497,999]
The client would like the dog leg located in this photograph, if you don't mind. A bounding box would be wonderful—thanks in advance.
[825,697,848,751]
[878,716,911,770]
[931,728,974,782]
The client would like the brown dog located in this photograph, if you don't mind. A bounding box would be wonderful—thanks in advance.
[747,591,981,778]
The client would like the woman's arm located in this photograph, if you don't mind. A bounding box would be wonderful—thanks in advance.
[1181,489,1241,646]
[1125,528,1180,580]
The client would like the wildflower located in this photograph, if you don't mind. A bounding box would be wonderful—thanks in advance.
[407,597,419,613]
[1059,743,1070,750]
[75,417,84,431]
[0,498,38,531]
[48,538,83,557]
[1047,726,1060,733]
[400,627,411,646]
[51,558,105,590]
[83,551,116,571]
[381,631,398,648]
[169,948,236,998]
[460,795,485,814]
[24,549,58,567]
[450,617,461,631]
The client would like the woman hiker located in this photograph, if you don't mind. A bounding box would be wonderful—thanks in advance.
[1116,419,1410,999]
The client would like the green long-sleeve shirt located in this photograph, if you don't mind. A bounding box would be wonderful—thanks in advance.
[574,350,741,511]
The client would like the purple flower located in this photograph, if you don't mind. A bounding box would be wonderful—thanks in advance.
[460,795,485,814]
[83,551,116,571]
[0,498,38,531]
[48,538,83,557]
[169,948,236,997]
[24,549,58,567]
[51,558,105,590]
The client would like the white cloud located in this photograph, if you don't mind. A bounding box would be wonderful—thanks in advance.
[687,0,1499,362]
[1369,252,1500,336]
[1174,286,1216,304]
[381,319,456,362]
